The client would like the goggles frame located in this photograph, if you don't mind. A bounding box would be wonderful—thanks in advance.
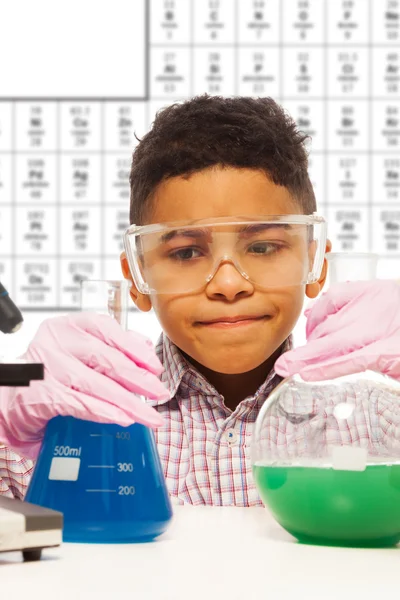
[123,214,327,295]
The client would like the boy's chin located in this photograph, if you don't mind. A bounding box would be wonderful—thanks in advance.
[198,354,272,376]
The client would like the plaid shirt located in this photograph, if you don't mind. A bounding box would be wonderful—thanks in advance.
[0,333,289,505]
[149,333,291,507]
[0,445,33,500]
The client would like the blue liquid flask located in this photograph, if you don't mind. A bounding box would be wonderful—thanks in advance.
[25,416,173,543]
[25,280,173,543]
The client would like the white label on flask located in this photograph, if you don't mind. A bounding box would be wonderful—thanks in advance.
[332,447,367,472]
[48,457,81,481]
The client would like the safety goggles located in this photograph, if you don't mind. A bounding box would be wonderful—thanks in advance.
[123,215,327,295]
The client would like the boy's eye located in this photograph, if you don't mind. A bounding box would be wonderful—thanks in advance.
[169,247,203,261]
[248,242,280,255]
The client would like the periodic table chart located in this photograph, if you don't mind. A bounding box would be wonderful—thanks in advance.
[0,0,400,315]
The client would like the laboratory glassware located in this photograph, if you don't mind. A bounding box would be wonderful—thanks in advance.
[326,252,378,284]
[251,370,400,547]
[252,252,400,547]
[25,280,173,543]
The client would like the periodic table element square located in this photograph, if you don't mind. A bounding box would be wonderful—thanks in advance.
[326,0,370,44]
[104,155,131,205]
[0,103,12,150]
[104,102,147,152]
[60,206,101,256]
[104,206,129,255]
[15,206,57,255]
[372,206,400,254]
[150,48,191,99]
[372,100,400,151]
[282,101,325,152]
[307,153,325,204]
[60,155,101,205]
[326,155,369,205]
[15,102,57,152]
[327,48,369,98]
[282,48,324,98]
[60,103,102,152]
[327,206,369,253]
[150,0,192,44]
[237,48,280,97]
[282,0,325,44]
[192,48,235,96]
[0,155,12,205]
[104,258,126,282]
[237,0,280,45]
[326,100,369,151]
[193,0,235,44]
[373,154,400,204]
[15,259,58,308]
[0,206,12,255]
[372,1,400,44]
[59,259,102,309]
[372,48,400,98]
[15,155,56,205]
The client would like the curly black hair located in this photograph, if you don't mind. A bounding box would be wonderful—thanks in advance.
[129,94,316,224]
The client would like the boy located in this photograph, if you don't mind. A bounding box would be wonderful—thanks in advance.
[119,94,330,505]
[1,95,399,504]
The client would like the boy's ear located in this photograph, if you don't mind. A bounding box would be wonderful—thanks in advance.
[120,252,152,312]
[305,239,332,299]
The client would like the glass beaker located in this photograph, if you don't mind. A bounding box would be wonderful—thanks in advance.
[25,280,173,543]
[326,252,378,284]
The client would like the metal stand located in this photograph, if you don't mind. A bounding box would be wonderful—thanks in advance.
[0,362,63,561]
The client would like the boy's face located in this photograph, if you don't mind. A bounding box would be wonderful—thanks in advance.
[121,167,330,375]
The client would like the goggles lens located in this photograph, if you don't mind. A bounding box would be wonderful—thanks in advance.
[124,217,327,295]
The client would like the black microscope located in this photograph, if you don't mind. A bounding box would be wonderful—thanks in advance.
[0,282,63,561]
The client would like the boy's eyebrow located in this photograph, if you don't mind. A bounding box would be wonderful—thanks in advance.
[159,223,293,243]
[160,228,211,243]
[238,223,292,236]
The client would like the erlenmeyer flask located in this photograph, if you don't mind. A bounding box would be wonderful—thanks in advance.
[25,280,173,543]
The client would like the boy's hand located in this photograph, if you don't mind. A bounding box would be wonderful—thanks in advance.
[275,280,400,382]
[0,313,169,459]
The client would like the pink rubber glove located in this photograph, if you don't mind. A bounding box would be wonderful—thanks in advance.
[0,313,169,459]
[275,280,400,382]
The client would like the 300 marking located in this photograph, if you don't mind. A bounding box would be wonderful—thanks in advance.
[117,463,134,472]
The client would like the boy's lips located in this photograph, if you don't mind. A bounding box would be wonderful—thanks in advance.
[195,314,270,328]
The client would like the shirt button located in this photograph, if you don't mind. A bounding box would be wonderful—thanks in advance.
[224,428,238,445]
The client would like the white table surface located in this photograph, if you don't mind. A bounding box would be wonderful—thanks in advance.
[1,505,399,600]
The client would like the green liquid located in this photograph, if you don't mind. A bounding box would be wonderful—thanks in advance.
[253,464,400,547]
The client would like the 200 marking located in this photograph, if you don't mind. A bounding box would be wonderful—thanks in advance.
[118,486,135,495]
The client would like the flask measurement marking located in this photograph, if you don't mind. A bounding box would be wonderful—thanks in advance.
[88,465,115,469]
[86,489,117,493]
[53,445,82,457]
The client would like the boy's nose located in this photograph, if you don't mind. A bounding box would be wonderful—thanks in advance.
[205,261,254,301]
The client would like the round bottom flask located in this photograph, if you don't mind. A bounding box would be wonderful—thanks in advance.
[252,370,400,547]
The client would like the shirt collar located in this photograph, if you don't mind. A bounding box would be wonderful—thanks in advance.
[151,332,293,407]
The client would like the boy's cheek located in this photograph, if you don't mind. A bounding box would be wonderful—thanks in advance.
[149,293,193,342]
